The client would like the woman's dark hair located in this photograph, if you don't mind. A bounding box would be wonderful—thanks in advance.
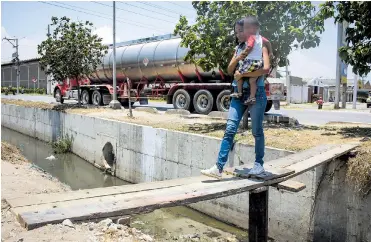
[234,18,244,45]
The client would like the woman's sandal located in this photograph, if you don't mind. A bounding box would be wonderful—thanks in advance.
[244,97,256,105]
[230,92,243,98]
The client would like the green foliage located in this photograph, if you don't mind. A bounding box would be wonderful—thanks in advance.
[52,134,73,154]
[319,1,371,76]
[174,1,326,72]
[37,16,108,87]
[1,87,46,94]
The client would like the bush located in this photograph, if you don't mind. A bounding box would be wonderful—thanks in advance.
[52,134,73,154]
[1,87,46,94]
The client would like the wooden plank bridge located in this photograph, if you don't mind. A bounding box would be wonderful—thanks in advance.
[6,143,358,241]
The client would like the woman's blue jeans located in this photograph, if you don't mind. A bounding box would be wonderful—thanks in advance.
[216,86,267,171]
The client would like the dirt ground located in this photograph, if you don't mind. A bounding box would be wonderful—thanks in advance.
[1,142,158,242]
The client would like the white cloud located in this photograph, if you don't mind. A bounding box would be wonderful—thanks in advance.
[93,25,121,45]
[1,26,42,62]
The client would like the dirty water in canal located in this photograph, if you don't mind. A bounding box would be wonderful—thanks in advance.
[1,127,248,241]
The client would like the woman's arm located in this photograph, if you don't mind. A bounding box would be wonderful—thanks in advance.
[234,46,271,79]
[227,54,240,75]
[227,48,250,75]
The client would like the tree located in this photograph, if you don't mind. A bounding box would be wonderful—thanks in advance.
[174,1,327,73]
[38,17,108,104]
[320,1,371,76]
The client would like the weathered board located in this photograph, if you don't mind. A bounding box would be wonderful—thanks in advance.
[273,180,306,192]
[9,143,359,230]
[224,166,294,180]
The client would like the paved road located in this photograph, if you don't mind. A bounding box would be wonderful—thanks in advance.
[2,94,371,126]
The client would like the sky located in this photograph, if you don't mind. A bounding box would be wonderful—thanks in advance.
[1,1,370,81]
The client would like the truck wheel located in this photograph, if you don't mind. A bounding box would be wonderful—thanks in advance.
[92,90,103,106]
[55,89,64,104]
[265,100,273,113]
[193,89,214,115]
[173,89,193,111]
[81,90,92,105]
[216,90,231,112]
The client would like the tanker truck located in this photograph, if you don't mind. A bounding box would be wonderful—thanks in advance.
[53,37,276,114]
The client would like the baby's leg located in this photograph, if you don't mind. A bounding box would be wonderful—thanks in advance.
[230,79,243,98]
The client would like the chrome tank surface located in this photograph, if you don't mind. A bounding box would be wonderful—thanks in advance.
[88,38,222,84]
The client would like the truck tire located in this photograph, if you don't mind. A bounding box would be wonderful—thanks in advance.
[92,90,103,106]
[216,90,231,112]
[265,100,273,113]
[367,103,371,108]
[81,89,92,105]
[55,89,64,104]
[193,89,214,115]
[173,89,193,111]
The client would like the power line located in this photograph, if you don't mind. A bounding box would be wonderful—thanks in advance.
[117,1,179,20]
[92,1,174,24]
[137,1,187,17]
[39,1,166,34]
[51,1,167,32]
[166,1,195,12]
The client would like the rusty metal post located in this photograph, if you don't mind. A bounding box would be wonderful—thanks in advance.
[249,188,268,242]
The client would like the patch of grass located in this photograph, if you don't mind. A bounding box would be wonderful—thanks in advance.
[1,142,28,164]
[346,140,371,196]
[52,134,73,154]
[1,98,55,109]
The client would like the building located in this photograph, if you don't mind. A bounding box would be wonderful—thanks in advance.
[1,58,48,90]
[268,76,309,103]
[305,77,369,102]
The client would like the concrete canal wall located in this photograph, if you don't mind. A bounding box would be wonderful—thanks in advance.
[2,103,370,242]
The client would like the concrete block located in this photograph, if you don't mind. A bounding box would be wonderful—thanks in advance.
[162,160,178,180]
[94,117,119,140]
[128,124,143,153]
[140,154,155,182]
[135,107,158,114]
[208,111,228,120]
[117,122,133,149]
[165,130,179,163]
[141,126,157,157]
[190,134,206,169]
[154,129,167,160]
[153,157,166,181]
[177,163,192,178]
[165,109,190,116]
[177,132,193,167]
[201,136,221,168]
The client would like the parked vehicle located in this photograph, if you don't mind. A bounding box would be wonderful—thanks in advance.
[366,91,371,108]
[54,37,282,114]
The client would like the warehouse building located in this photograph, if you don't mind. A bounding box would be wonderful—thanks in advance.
[1,58,48,90]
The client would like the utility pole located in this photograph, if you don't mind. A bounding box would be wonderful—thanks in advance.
[334,22,342,109]
[46,25,52,95]
[352,74,358,109]
[285,58,291,105]
[3,37,20,95]
[109,1,121,109]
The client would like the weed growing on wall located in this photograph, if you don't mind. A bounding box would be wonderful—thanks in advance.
[52,134,74,154]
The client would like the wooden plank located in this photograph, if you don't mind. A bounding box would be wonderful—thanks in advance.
[12,143,359,230]
[273,180,306,192]
[283,143,359,179]
[266,144,339,168]
[14,177,265,230]
[224,166,294,180]
[249,189,268,242]
[6,175,225,209]
[269,143,358,169]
